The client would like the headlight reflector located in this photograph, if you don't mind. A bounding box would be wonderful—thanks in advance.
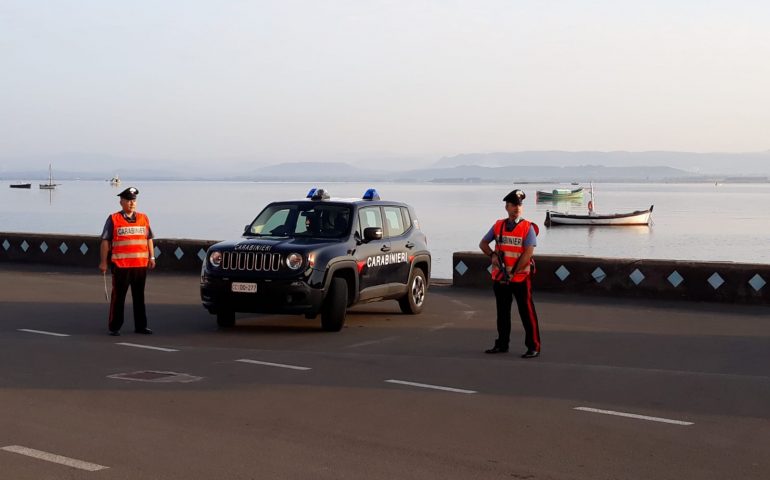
[286,253,303,270]
[209,251,222,267]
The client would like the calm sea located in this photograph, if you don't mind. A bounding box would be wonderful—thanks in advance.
[2,180,769,278]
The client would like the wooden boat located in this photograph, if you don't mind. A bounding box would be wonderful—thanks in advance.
[10,183,32,189]
[544,182,653,226]
[39,163,59,190]
[536,187,584,200]
[545,206,653,226]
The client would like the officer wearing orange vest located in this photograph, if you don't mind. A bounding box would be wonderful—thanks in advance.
[479,189,541,358]
[99,187,156,336]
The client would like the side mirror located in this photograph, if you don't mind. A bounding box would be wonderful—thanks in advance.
[363,227,383,242]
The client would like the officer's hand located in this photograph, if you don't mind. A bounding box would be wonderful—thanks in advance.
[99,261,108,273]
[490,255,500,267]
[148,258,156,270]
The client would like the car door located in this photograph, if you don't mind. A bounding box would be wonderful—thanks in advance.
[356,206,391,292]
[382,205,411,286]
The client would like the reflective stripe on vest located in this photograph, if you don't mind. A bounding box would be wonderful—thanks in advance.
[111,212,150,268]
[490,218,532,283]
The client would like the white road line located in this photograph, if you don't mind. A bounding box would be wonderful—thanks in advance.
[574,407,694,426]
[385,379,476,394]
[235,359,311,371]
[115,342,178,352]
[345,336,399,348]
[429,322,454,331]
[450,299,472,309]
[1,445,108,472]
[18,329,70,337]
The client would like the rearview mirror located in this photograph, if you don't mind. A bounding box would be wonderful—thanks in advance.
[363,227,383,242]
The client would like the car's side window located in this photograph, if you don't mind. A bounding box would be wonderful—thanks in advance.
[359,207,383,232]
[383,206,405,237]
[400,207,412,234]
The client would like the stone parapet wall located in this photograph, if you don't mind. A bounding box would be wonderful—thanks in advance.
[0,232,217,272]
[453,252,770,305]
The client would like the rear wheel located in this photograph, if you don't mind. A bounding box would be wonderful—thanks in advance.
[399,267,427,314]
[216,310,235,328]
[321,277,348,332]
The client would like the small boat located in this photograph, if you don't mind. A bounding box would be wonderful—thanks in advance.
[110,175,121,186]
[536,187,584,200]
[39,163,59,190]
[544,183,653,226]
[10,183,32,189]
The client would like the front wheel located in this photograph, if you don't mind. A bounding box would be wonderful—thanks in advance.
[216,310,235,328]
[321,277,348,332]
[399,267,427,314]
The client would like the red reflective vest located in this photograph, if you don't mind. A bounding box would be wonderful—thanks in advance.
[490,218,536,283]
[111,212,150,268]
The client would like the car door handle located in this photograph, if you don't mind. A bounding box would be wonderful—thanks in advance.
[405,242,415,249]
[380,245,391,252]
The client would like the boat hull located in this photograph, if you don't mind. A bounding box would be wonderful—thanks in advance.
[10,184,32,189]
[545,206,653,226]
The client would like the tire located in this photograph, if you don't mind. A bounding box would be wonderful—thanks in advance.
[321,277,348,332]
[399,267,427,314]
[216,310,235,328]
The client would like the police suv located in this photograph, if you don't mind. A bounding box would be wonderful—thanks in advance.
[200,188,431,331]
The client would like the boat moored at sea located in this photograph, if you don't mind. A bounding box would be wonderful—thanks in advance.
[536,187,584,200]
[10,183,32,189]
[544,183,653,226]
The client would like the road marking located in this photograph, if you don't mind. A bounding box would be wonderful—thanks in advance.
[429,322,454,331]
[574,407,693,426]
[235,359,311,371]
[1,445,108,471]
[385,379,476,394]
[450,299,472,309]
[115,342,178,352]
[345,336,399,348]
[18,329,69,337]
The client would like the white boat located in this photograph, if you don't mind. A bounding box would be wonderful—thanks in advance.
[544,183,653,226]
[110,175,121,186]
[39,164,59,190]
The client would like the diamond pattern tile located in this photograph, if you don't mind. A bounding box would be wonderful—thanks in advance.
[3,239,10,251]
[39,241,48,253]
[21,240,29,252]
[174,247,184,260]
[455,261,468,276]
[667,271,684,288]
[59,242,69,254]
[197,248,206,261]
[154,246,162,258]
[708,272,724,290]
[555,265,570,282]
[748,274,766,292]
[80,243,89,255]
[629,268,645,286]
[591,267,606,283]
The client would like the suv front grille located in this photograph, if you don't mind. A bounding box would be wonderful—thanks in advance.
[221,252,282,272]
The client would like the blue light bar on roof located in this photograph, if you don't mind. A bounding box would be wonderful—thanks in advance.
[306,187,318,198]
[362,188,380,201]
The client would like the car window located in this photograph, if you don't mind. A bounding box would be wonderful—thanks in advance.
[401,207,412,233]
[251,207,290,235]
[359,207,383,232]
[250,203,351,238]
[383,206,405,237]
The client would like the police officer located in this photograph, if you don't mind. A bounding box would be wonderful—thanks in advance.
[478,189,541,358]
[99,187,156,336]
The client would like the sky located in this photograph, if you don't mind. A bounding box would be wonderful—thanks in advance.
[2,0,770,166]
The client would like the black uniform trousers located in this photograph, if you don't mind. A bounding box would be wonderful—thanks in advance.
[493,277,541,352]
[108,266,148,332]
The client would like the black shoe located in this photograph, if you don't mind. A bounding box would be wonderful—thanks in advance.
[521,350,540,359]
[108,330,120,336]
[485,345,508,354]
[134,328,153,335]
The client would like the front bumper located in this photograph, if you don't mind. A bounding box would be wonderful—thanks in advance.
[200,275,323,315]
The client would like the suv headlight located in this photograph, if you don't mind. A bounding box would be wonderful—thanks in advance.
[209,251,222,267]
[286,253,303,270]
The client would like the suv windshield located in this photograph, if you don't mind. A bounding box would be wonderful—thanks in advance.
[247,203,352,239]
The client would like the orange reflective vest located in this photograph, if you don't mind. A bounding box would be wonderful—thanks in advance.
[490,218,536,283]
[111,212,150,268]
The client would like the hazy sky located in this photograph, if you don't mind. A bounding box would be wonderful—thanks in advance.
[2,0,770,163]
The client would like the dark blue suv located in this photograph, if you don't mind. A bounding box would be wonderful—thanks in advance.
[200,188,431,331]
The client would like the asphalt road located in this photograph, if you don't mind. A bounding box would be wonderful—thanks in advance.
[1,265,769,479]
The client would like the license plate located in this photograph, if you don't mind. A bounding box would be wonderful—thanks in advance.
[231,282,257,293]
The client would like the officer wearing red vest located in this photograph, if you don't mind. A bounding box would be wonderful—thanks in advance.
[99,187,156,336]
[479,189,541,358]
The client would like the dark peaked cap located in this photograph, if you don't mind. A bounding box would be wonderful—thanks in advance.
[503,189,526,205]
[117,187,139,199]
